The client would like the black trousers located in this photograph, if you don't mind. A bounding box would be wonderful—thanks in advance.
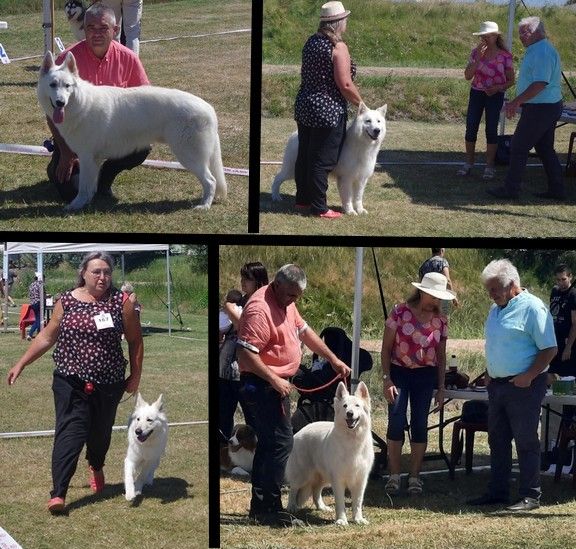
[295,114,347,215]
[239,374,293,515]
[47,143,151,203]
[51,373,125,498]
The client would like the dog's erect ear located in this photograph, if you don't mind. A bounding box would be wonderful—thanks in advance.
[357,101,368,114]
[153,393,164,411]
[377,104,388,117]
[64,51,79,76]
[355,381,371,405]
[335,381,348,399]
[135,392,145,408]
[40,51,54,75]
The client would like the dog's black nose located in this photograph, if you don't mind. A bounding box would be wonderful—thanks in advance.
[135,428,142,435]
[346,411,353,418]
[55,100,65,108]
[373,128,380,135]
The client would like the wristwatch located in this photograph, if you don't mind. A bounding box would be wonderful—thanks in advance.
[383,374,389,381]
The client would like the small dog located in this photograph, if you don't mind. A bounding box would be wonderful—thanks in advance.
[124,393,168,501]
[286,381,374,526]
[271,102,387,215]
[64,0,86,41]
[220,424,257,476]
[37,51,227,211]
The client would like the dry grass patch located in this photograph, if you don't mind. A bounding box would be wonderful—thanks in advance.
[259,118,576,237]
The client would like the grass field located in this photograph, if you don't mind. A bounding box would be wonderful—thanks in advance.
[0,304,208,549]
[0,0,250,233]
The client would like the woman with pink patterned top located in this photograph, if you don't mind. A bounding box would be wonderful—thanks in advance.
[457,21,515,180]
[380,272,456,496]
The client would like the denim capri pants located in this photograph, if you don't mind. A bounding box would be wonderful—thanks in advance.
[387,364,438,443]
[465,88,505,145]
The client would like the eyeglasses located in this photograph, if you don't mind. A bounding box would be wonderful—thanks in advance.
[89,269,112,277]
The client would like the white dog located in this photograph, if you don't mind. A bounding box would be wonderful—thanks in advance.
[37,51,227,211]
[124,393,168,501]
[271,103,387,215]
[286,381,374,526]
[64,0,86,41]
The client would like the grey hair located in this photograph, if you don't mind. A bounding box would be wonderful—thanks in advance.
[519,16,545,36]
[85,1,117,26]
[481,259,521,288]
[76,251,115,288]
[318,18,347,45]
[274,264,307,291]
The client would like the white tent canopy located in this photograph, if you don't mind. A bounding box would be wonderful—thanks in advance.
[2,242,173,334]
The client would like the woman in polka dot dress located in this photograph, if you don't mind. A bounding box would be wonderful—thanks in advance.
[7,252,143,514]
[458,21,515,180]
[380,272,457,496]
[293,1,362,218]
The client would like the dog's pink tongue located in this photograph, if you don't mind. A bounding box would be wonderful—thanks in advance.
[53,106,65,124]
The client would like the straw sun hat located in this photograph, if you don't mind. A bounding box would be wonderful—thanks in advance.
[320,1,351,23]
[472,21,500,36]
[411,272,456,301]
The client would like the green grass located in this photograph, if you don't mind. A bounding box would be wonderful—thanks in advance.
[0,307,208,549]
[263,0,576,69]
[219,246,574,341]
[0,0,250,233]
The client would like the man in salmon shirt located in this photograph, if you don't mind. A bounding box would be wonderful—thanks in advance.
[237,263,351,526]
[46,1,151,203]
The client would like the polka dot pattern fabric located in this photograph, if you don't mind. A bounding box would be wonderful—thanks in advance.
[53,289,127,384]
[294,33,357,128]
[386,303,448,369]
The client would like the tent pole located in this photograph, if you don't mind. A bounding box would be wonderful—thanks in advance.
[37,252,45,333]
[166,248,171,336]
[351,247,363,394]
[2,244,8,333]
[500,0,516,136]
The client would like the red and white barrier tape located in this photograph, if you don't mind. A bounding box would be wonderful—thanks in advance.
[0,143,248,176]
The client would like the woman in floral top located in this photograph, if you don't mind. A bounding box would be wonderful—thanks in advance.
[458,21,515,180]
[7,252,142,514]
[381,272,456,496]
[293,1,362,218]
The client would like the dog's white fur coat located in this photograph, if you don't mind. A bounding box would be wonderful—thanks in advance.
[271,103,387,215]
[37,51,227,211]
[286,381,374,526]
[124,393,168,501]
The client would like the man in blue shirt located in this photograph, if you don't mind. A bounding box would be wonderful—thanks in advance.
[487,16,564,200]
[468,259,557,511]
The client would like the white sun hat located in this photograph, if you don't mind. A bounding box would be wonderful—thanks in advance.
[472,21,500,35]
[411,272,456,300]
[320,1,351,23]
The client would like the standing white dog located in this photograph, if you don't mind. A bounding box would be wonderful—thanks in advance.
[37,51,227,211]
[271,103,387,215]
[124,393,168,501]
[286,381,374,526]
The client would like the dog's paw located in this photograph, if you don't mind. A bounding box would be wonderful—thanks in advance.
[335,518,349,527]
[193,203,211,211]
[317,503,333,512]
[125,492,135,501]
[271,192,283,202]
[64,199,86,212]
[342,206,357,215]
[354,517,369,525]
[230,466,250,476]
[357,208,368,215]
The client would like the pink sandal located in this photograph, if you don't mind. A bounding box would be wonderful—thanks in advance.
[48,497,66,514]
[89,466,105,493]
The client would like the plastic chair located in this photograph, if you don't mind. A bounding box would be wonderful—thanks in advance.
[567,132,576,176]
[450,420,488,474]
[554,421,576,487]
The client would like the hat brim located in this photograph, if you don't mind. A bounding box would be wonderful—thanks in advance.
[411,282,456,301]
[320,10,351,22]
[472,30,500,35]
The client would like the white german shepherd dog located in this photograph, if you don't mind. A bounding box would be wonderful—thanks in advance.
[286,381,374,526]
[38,51,227,211]
[271,103,387,215]
[124,393,168,501]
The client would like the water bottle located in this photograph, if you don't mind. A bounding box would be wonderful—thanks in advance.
[449,354,458,372]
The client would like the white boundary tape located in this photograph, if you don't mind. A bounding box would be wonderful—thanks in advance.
[0,420,208,439]
[6,28,251,63]
[261,159,546,168]
[0,143,248,177]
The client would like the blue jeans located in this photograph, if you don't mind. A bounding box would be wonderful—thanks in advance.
[29,302,41,338]
[387,364,437,443]
[465,88,505,144]
[239,374,293,515]
[486,373,548,500]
